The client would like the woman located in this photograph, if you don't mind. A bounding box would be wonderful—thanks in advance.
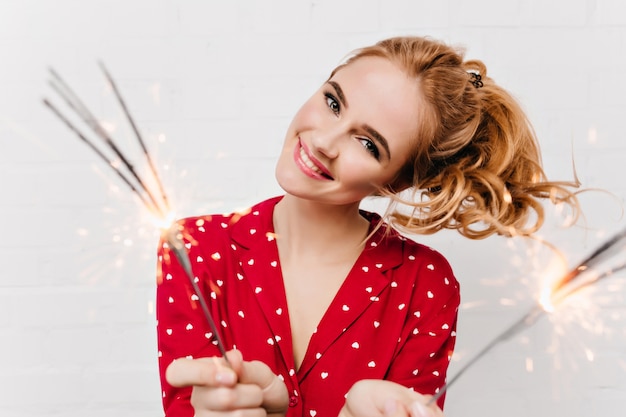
[156,36,579,417]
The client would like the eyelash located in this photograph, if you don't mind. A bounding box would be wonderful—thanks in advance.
[358,138,380,160]
[324,93,341,115]
[323,91,381,160]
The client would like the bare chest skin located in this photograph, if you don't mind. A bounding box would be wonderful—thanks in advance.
[278,245,363,371]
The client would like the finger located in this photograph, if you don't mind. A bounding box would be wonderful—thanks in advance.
[192,407,267,417]
[344,380,378,417]
[338,405,355,417]
[408,401,437,417]
[166,357,237,388]
[190,383,264,411]
[239,360,288,412]
[224,349,245,375]
[384,399,411,417]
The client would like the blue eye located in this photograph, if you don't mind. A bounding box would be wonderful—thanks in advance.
[358,138,380,160]
[325,93,340,115]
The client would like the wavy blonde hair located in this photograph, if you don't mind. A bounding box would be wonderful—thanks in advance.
[331,36,580,239]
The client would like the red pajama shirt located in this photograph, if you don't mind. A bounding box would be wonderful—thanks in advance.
[156,196,460,417]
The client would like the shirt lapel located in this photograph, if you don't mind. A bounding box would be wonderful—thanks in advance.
[231,197,297,373]
[297,218,404,380]
[230,200,405,381]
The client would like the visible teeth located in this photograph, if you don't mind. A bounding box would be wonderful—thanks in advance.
[300,147,323,174]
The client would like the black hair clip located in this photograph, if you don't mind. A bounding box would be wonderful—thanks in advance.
[469,72,483,88]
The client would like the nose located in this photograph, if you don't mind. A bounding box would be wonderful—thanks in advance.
[310,124,344,160]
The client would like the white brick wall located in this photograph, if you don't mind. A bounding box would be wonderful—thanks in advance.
[1,1,625,416]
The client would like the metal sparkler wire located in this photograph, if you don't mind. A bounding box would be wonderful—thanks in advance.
[428,228,626,405]
[98,61,170,214]
[42,98,156,213]
[427,304,545,406]
[164,224,230,362]
[550,228,626,295]
[164,222,231,364]
[47,67,167,217]
[43,64,230,363]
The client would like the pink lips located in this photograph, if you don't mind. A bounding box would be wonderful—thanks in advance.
[294,138,333,180]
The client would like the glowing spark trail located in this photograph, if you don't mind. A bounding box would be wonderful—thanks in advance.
[549,228,626,302]
[428,228,626,405]
[43,63,230,364]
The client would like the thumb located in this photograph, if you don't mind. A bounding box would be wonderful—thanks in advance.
[224,348,245,375]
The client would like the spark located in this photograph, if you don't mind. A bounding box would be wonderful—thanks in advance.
[588,127,598,144]
[43,63,230,365]
[428,229,626,405]
[525,357,534,373]
[499,298,517,307]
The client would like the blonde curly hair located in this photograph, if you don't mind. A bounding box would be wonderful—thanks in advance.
[331,36,580,239]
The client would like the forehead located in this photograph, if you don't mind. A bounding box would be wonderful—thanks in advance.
[330,57,422,156]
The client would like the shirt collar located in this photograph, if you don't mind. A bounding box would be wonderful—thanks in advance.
[230,196,405,272]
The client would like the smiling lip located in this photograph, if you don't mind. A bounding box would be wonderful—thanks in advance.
[294,138,334,180]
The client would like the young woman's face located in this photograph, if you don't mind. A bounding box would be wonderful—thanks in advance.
[275,56,422,206]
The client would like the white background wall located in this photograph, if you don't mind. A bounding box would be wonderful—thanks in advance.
[1,1,625,416]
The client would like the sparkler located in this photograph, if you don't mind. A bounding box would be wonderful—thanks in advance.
[43,63,230,363]
[428,227,626,405]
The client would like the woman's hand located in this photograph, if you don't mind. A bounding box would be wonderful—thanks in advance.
[166,349,289,417]
[339,380,444,417]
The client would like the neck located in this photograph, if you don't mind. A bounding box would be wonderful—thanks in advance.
[273,194,370,255]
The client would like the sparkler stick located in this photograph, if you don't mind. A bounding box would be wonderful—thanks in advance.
[428,304,545,405]
[551,227,626,294]
[42,98,156,213]
[48,67,167,217]
[43,64,230,365]
[97,61,170,213]
[428,229,626,405]
[165,225,230,360]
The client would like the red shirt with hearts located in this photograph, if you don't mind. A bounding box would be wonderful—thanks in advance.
[157,196,460,416]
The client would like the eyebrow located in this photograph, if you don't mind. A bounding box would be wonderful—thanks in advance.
[328,80,392,159]
[363,125,391,159]
[328,81,348,109]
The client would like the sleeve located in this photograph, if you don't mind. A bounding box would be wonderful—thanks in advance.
[155,219,227,417]
[385,250,460,410]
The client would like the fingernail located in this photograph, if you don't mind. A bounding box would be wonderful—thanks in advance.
[384,399,398,416]
[410,401,433,417]
[215,370,236,384]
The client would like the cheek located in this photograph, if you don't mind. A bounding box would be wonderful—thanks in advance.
[340,155,387,187]
[274,148,298,190]
[286,98,322,135]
